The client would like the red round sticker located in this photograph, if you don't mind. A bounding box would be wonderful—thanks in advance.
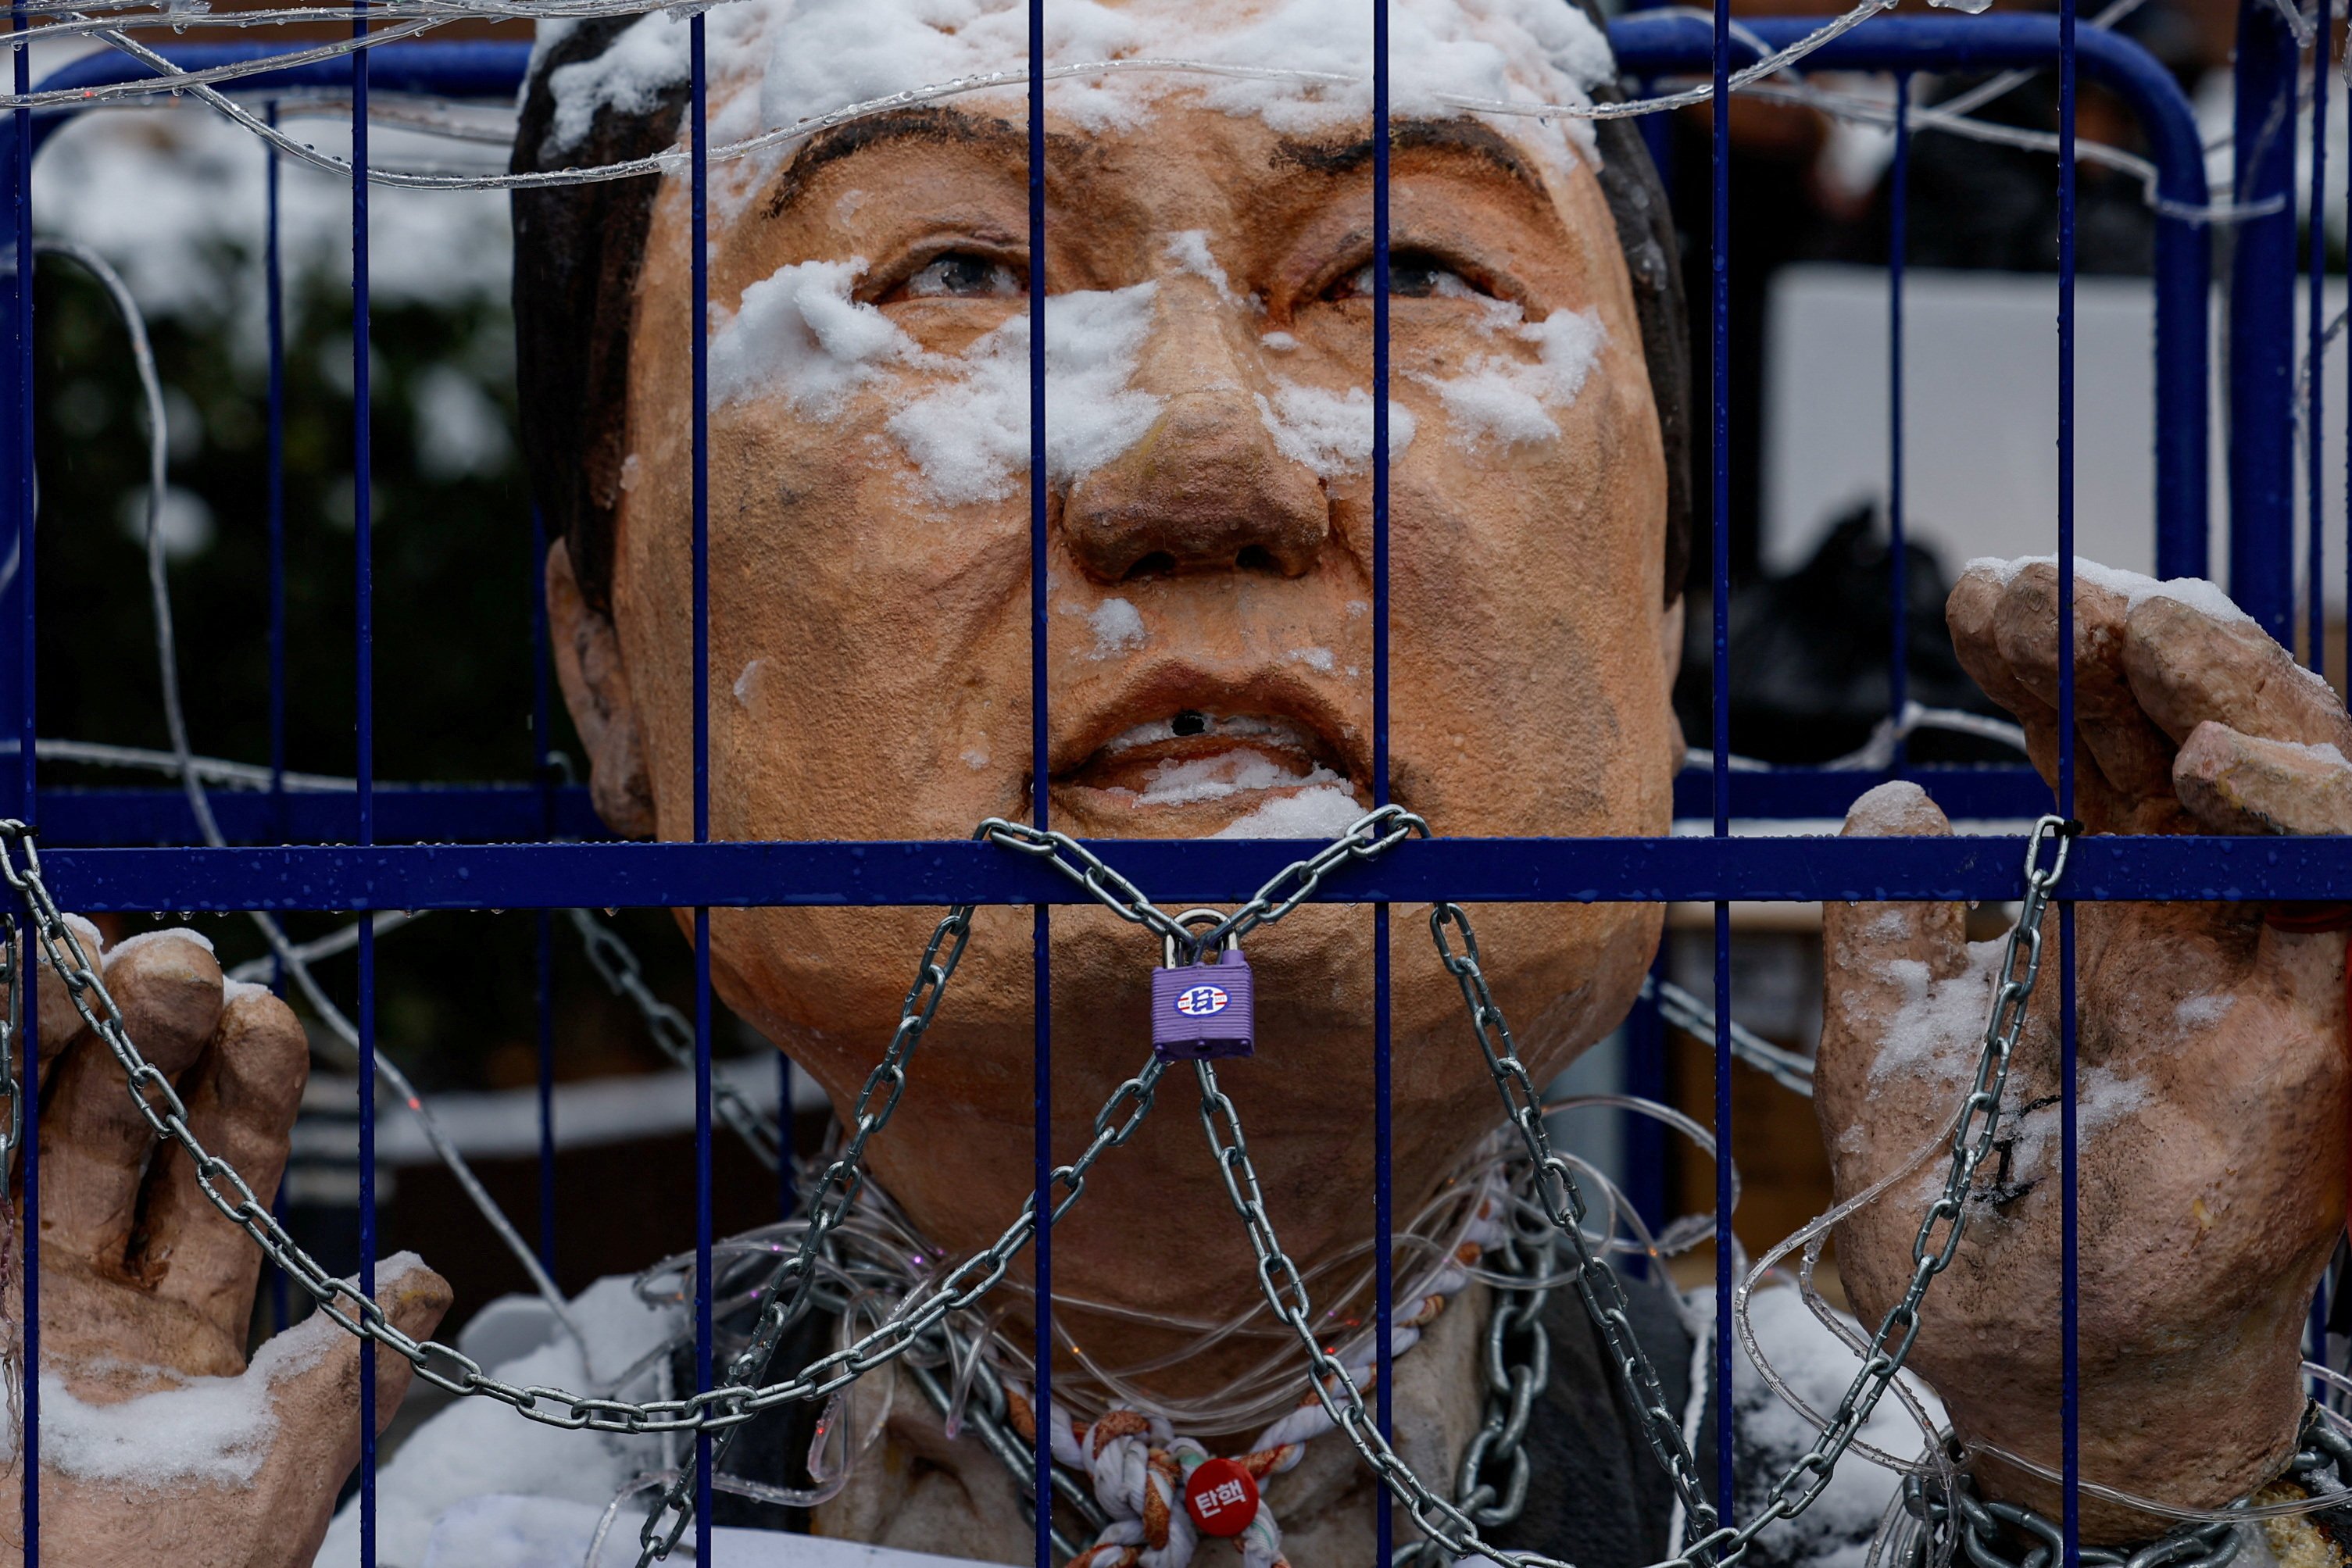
[1184,1457,1260,1537]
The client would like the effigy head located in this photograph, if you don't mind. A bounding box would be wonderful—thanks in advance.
[515,0,1688,1349]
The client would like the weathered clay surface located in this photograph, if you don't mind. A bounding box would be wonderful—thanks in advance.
[1819,560,2350,1541]
[563,0,1682,1421]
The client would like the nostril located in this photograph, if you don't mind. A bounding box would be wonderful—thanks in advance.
[1235,545,1278,575]
[1123,551,1178,581]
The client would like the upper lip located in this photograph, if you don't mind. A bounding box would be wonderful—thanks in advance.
[1047,663,1367,790]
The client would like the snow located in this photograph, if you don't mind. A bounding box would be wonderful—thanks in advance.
[1867,938,2003,1094]
[2175,993,2234,1030]
[1964,555,2259,630]
[1121,751,1346,807]
[1414,305,1607,450]
[1260,330,1300,352]
[1087,598,1149,659]
[542,0,1617,202]
[1733,1285,1945,1568]
[1254,382,1417,477]
[1288,645,1336,672]
[1208,783,1366,838]
[541,7,693,158]
[1843,779,1933,835]
[888,284,1164,503]
[13,1254,427,1490]
[735,658,766,706]
[108,927,215,962]
[710,257,921,416]
[319,1273,684,1568]
[1163,230,1242,305]
[708,263,1164,502]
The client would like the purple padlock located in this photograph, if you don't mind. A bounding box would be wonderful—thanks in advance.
[1152,923,1255,1062]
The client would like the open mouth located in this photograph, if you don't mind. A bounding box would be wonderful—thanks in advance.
[1053,705,1369,837]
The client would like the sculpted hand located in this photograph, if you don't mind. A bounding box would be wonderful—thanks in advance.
[1814,560,2348,1541]
[0,925,450,1567]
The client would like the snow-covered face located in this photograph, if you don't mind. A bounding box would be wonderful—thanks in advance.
[562,0,1683,1338]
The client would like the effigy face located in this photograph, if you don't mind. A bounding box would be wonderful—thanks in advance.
[552,0,1682,1370]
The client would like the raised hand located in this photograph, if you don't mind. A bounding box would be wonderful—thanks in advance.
[0,924,449,1567]
[1815,560,2348,1541]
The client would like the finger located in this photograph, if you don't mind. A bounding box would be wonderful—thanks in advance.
[130,981,309,1340]
[1822,781,1971,999]
[269,1253,453,1563]
[2171,720,2352,838]
[1818,783,1971,1099]
[1984,562,2181,824]
[1950,566,2064,784]
[2124,588,2352,752]
[31,914,102,1071]
[38,930,223,1267]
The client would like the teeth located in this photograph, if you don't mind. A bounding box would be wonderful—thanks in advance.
[1101,712,1320,755]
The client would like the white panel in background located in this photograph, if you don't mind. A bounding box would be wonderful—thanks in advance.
[1762,263,2349,613]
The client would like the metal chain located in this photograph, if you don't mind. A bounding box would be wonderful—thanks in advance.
[984,805,1428,963]
[1193,813,2079,1568]
[0,805,1429,1563]
[567,905,785,1170]
[1900,1405,2352,1568]
[0,821,1139,1468]
[0,798,2061,1568]
[642,804,1428,1558]
[1385,1213,1560,1568]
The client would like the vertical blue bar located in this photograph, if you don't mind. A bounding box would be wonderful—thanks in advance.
[688,13,715,1557]
[264,99,291,1337]
[266,103,288,847]
[531,505,556,1277]
[1370,2,1393,1564]
[12,4,34,1554]
[2056,0,2080,1557]
[1887,74,1909,779]
[1708,0,1735,1522]
[2309,0,2335,1393]
[352,6,377,1559]
[2311,0,2333,677]
[1027,4,1052,1563]
[2231,0,2301,633]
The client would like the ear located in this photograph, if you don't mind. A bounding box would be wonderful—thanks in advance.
[546,538,657,839]
[1658,593,1687,774]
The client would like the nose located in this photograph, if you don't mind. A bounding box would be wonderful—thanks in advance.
[1063,319,1330,584]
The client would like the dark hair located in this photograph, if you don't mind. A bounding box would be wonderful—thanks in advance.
[510,10,1690,613]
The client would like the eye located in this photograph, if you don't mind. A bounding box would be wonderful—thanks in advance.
[1328,252,1482,301]
[889,251,1023,302]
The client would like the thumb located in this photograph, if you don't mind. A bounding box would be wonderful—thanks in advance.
[258,1253,453,1563]
[1818,782,1969,1179]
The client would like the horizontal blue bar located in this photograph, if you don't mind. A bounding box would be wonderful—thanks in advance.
[27,833,2352,912]
[36,785,607,845]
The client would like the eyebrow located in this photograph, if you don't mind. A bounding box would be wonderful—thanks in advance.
[762,105,1031,220]
[1272,118,1547,198]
